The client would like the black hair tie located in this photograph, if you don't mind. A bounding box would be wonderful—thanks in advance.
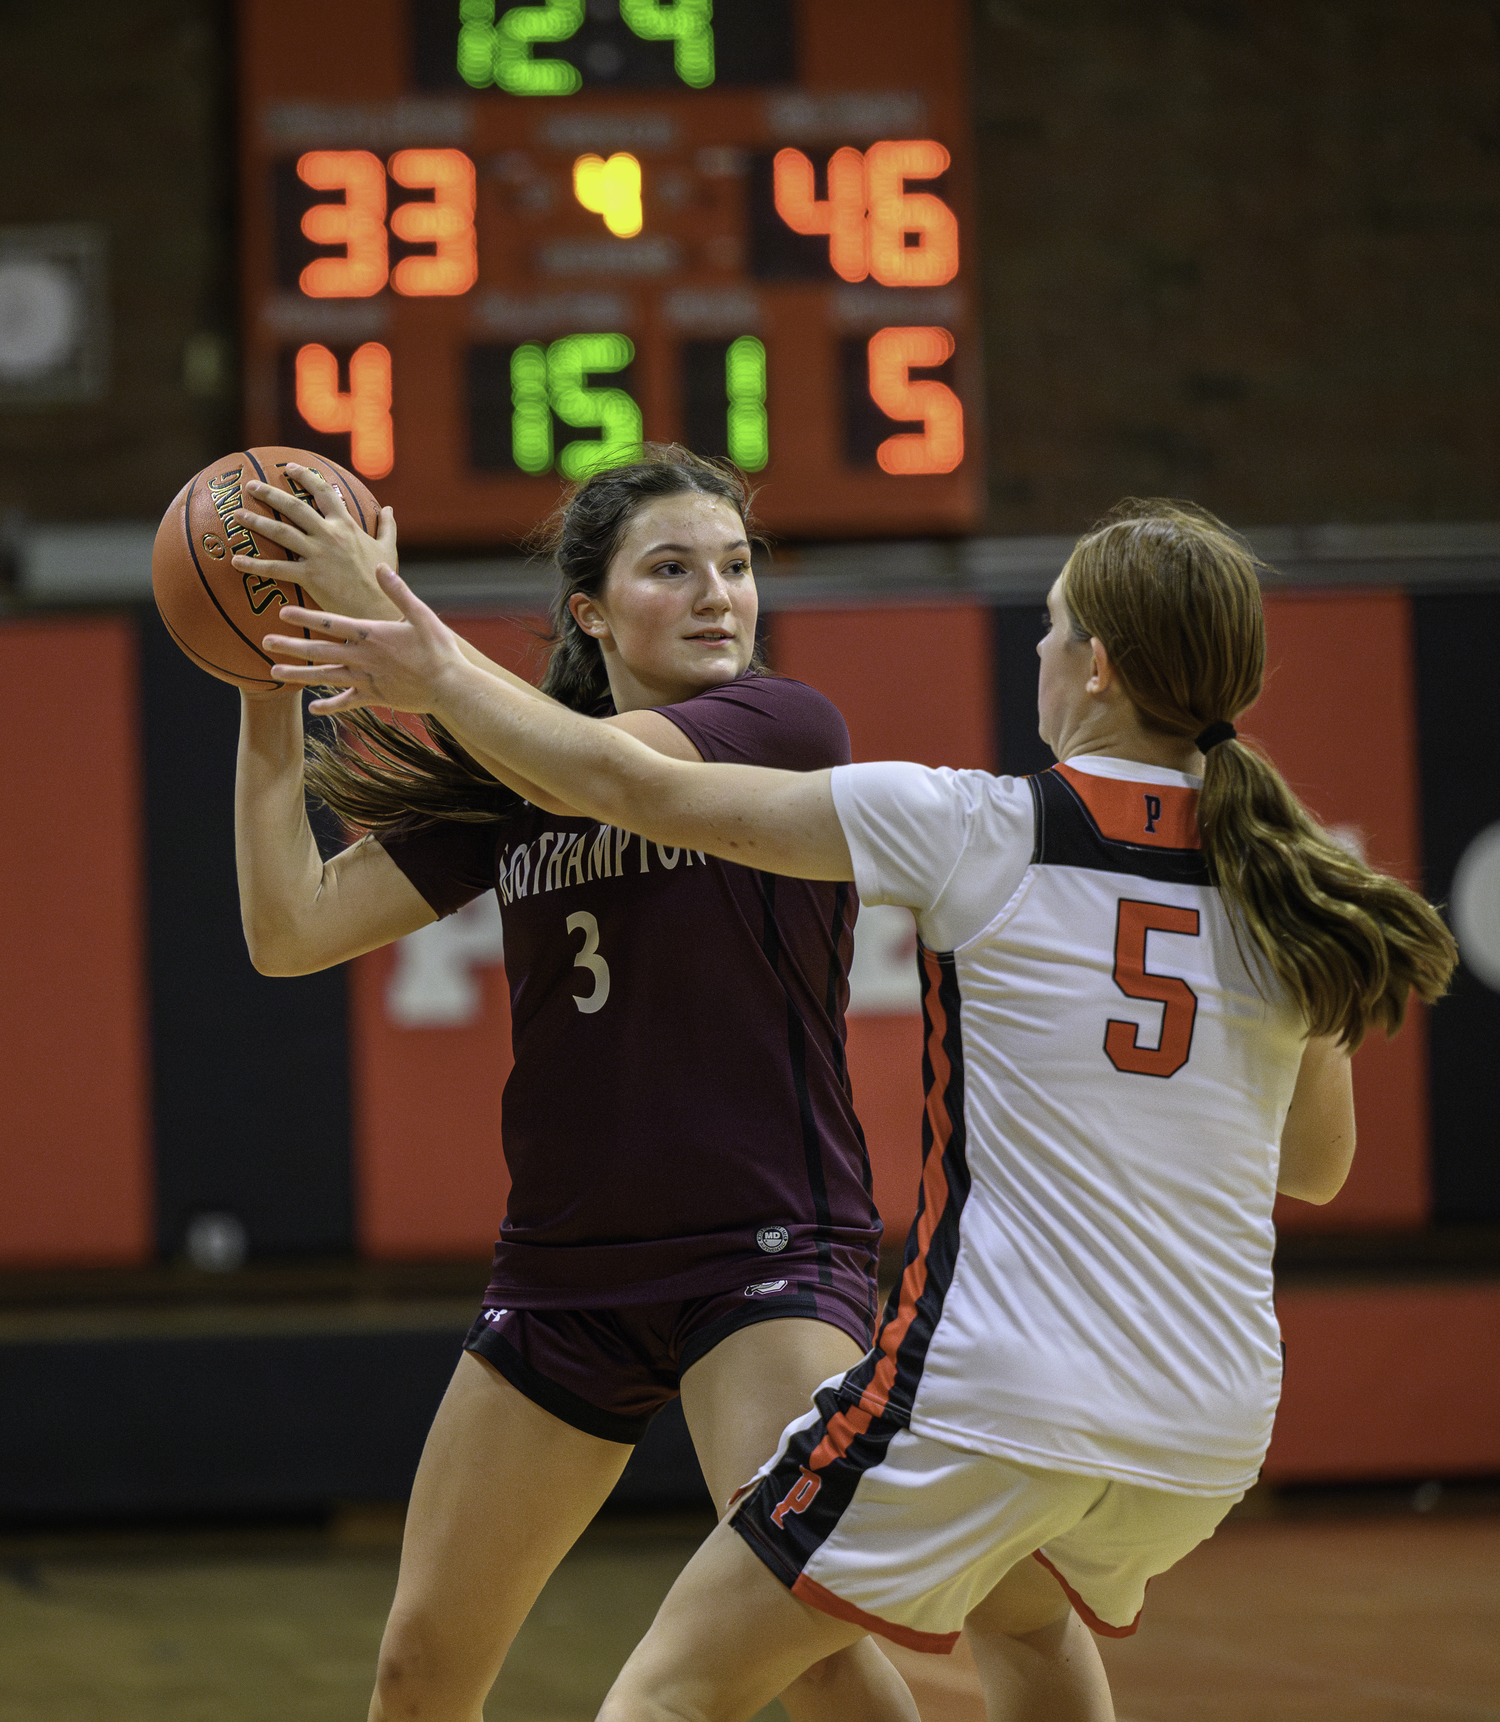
[1195,720,1237,752]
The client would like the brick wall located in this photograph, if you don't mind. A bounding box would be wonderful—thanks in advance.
[972,0,1500,530]
[0,0,237,521]
[2,2,1497,531]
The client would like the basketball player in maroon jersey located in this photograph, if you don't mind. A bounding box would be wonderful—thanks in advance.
[232,449,921,1722]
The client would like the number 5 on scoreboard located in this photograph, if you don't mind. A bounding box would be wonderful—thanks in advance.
[1104,900,1200,1078]
[867,327,964,475]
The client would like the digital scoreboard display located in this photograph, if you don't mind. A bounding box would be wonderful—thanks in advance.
[240,1,980,542]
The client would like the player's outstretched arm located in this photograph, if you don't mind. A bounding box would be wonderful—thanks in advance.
[263,568,857,883]
[235,684,437,976]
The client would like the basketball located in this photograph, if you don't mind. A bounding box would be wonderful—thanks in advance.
[151,446,381,690]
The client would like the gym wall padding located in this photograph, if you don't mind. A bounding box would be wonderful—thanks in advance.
[1266,1284,1500,1482]
[349,614,547,1259]
[1413,593,1500,1225]
[137,607,354,1260]
[2,592,1498,1508]
[1253,592,1430,1231]
[769,602,996,1241]
[0,618,152,1267]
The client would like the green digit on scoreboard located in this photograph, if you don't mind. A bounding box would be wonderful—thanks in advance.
[458,0,585,96]
[457,0,715,93]
[548,333,641,478]
[510,343,553,473]
[619,0,715,89]
[725,336,768,471]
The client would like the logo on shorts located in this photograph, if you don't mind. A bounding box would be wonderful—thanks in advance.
[756,1225,790,1254]
[483,1308,508,1322]
[770,1465,823,1528]
[744,1279,789,1297]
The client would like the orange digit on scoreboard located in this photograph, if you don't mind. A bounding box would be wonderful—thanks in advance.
[389,148,479,296]
[865,140,958,287]
[867,327,964,474]
[772,146,869,282]
[295,343,395,480]
[297,150,388,298]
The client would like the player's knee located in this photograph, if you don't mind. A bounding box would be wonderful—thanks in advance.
[371,1611,461,1717]
[597,1674,700,1722]
[788,1647,846,1694]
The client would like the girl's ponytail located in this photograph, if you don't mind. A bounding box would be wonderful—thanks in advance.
[1197,735,1455,1047]
[1064,501,1457,1048]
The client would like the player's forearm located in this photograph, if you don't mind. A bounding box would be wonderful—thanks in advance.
[430,661,652,823]
[429,663,851,878]
[234,693,334,973]
[454,637,552,704]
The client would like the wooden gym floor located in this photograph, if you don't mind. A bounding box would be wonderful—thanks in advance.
[3,1490,1498,1722]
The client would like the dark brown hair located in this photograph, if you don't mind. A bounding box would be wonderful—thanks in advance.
[305,444,764,837]
[1061,499,1457,1048]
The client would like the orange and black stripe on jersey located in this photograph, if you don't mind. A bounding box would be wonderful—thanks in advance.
[730,944,973,1652]
[1031,764,1213,888]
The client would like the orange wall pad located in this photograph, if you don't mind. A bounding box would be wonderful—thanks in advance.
[1253,592,1429,1231]
[845,1015,926,1244]
[0,620,152,1266]
[1265,1282,1500,1481]
[351,946,513,1259]
[771,603,994,1250]
[768,602,995,769]
[351,614,548,1260]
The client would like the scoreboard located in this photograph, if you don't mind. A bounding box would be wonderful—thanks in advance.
[240,0,981,542]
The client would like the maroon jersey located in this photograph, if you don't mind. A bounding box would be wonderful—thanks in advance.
[380,674,880,1310]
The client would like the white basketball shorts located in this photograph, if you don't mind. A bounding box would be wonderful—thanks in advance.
[731,1387,1241,1652]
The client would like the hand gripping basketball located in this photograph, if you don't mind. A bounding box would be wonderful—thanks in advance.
[264,564,468,717]
[229,462,399,623]
[150,447,381,691]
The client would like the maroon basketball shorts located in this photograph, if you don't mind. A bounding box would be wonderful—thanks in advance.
[463,1274,877,1445]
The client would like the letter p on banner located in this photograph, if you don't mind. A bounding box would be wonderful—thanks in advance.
[770,1466,823,1529]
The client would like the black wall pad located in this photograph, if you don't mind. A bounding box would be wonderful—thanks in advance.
[991,604,1056,780]
[137,607,354,1259]
[1,1327,710,1521]
[1412,594,1500,1224]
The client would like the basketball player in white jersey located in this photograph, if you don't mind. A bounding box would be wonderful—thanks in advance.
[264,500,1457,1722]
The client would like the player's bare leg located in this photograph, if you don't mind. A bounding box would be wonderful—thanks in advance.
[369,1350,631,1722]
[962,1557,1115,1722]
[598,1518,864,1722]
[679,1317,921,1722]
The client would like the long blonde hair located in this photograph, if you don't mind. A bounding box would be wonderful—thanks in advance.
[1061,499,1457,1048]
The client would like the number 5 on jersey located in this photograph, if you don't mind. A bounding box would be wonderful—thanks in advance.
[1105,900,1200,1078]
[567,910,610,1014]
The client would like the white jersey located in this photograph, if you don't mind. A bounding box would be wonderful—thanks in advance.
[828,754,1307,1496]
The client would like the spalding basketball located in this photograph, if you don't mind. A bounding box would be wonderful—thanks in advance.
[152,447,380,691]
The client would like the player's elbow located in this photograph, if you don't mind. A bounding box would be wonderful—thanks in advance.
[241,915,317,977]
[1276,1170,1346,1205]
[1276,1127,1356,1206]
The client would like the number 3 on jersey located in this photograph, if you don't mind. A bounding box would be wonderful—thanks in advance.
[1105,899,1200,1078]
[567,909,610,1015]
